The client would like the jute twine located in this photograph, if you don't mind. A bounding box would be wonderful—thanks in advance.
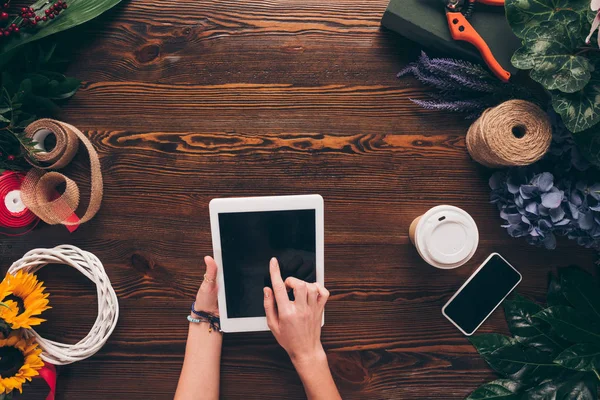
[466,100,552,168]
[20,119,103,226]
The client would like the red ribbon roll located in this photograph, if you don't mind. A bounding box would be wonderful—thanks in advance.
[0,171,39,235]
[38,363,57,400]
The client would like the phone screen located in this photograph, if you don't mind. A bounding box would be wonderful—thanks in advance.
[443,254,521,335]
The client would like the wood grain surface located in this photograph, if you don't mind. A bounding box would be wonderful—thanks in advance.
[4,0,598,399]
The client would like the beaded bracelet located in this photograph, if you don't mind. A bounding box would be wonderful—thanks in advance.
[189,302,222,333]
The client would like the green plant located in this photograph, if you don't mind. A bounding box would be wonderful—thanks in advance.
[467,266,600,399]
[0,41,80,171]
[506,0,600,167]
[0,0,123,171]
[0,0,122,57]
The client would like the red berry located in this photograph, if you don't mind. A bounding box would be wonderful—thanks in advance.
[0,11,7,20]
[30,19,37,24]
[7,155,15,161]
[3,30,9,36]
[44,9,50,14]
[47,14,53,19]
[20,7,26,12]
[13,27,18,32]
[42,16,47,21]
[62,3,67,8]
[2,3,8,9]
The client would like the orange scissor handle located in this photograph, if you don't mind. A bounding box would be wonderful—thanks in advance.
[446,12,510,82]
[476,0,505,6]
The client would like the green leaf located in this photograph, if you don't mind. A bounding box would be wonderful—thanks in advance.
[534,306,600,345]
[469,334,564,383]
[0,115,9,123]
[551,74,600,133]
[511,21,592,93]
[505,0,590,39]
[504,294,567,354]
[0,0,123,56]
[48,76,80,100]
[525,373,598,400]
[465,379,522,400]
[548,273,570,307]
[573,125,600,167]
[559,267,600,322]
[555,344,600,372]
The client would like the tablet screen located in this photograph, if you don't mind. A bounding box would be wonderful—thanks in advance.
[219,209,316,318]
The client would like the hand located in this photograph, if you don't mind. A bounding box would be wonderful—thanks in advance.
[263,257,330,365]
[194,256,219,315]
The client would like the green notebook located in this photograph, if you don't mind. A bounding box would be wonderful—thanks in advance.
[381,0,521,74]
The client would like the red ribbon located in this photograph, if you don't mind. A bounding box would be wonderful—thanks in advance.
[0,171,39,235]
[37,363,57,400]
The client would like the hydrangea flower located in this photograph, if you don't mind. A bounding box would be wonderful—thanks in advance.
[490,171,570,249]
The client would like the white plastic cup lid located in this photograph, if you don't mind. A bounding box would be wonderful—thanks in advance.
[414,205,479,269]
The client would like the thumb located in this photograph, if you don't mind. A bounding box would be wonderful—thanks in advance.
[263,287,278,333]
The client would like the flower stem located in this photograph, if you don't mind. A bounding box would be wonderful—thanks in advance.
[594,368,600,382]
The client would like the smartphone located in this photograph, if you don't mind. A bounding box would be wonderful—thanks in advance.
[442,253,522,336]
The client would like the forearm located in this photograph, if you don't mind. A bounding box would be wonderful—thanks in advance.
[175,321,223,400]
[293,350,342,400]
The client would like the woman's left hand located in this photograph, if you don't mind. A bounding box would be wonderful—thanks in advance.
[194,256,219,315]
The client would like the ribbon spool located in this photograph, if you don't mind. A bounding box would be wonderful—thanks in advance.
[20,119,103,228]
[466,100,552,168]
[0,171,39,236]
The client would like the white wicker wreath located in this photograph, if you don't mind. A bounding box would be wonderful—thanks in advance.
[8,245,119,365]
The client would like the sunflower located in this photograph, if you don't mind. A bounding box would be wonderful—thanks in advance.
[0,271,50,330]
[0,331,44,394]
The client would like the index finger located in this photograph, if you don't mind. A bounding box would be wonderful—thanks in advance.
[269,257,290,310]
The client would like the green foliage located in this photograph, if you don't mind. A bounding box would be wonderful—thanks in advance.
[0,0,123,56]
[466,266,600,400]
[506,0,600,167]
[0,42,80,171]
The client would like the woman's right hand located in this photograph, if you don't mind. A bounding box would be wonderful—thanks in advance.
[263,257,330,365]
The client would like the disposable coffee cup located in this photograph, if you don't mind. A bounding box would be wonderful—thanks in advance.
[409,205,479,269]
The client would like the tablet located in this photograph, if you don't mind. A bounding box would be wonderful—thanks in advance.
[209,195,325,333]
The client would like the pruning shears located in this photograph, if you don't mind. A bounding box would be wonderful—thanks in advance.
[444,0,511,82]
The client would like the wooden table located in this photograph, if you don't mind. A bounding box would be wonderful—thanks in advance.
[7,1,596,399]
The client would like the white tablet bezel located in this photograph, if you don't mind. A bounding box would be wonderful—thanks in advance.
[209,195,325,333]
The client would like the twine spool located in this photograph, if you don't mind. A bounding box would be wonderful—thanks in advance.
[466,100,552,168]
[20,119,103,226]
[8,245,119,365]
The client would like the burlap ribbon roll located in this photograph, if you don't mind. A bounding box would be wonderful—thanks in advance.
[20,119,103,226]
[466,100,552,168]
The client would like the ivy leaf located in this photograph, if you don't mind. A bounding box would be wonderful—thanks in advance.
[465,379,522,400]
[0,0,124,56]
[511,21,593,93]
[551,73,600,133]
[506,0,590,39]
[554,343,600,371]
[534,306,600,345]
